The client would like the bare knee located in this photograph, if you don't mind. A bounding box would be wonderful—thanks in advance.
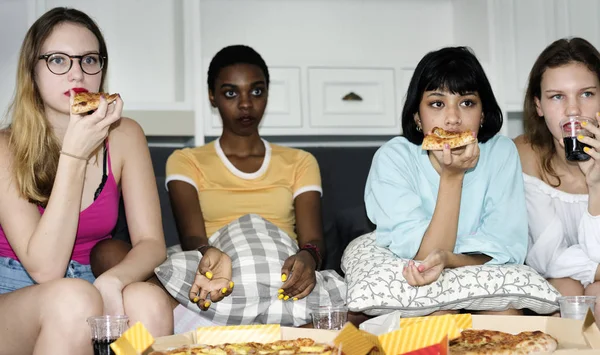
[549,277,584,296]
[584,281,600,296]
[42,278,102,325]
[90,239,132,277]
[475,309,523,316]
[123,282,173,336]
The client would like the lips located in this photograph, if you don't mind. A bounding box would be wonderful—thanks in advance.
[237,115,257,127]
[64,88,88,96]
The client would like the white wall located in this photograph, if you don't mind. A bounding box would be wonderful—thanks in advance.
[0,0,31,123]
[2,0,599,143]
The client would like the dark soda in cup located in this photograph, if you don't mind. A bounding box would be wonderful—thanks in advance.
[87,315,128,355]
[560,116,597,162]
[92,338,117,355]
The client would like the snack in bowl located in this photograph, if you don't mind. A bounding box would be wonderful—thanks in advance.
[421,127,477,150]
[71,92,119,115]
[449,329,558,355]
[150,338,343,355]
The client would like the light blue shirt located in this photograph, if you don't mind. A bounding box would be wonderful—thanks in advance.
[364,135,528,265]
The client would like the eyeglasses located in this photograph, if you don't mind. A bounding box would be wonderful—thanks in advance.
[38,52,106,75]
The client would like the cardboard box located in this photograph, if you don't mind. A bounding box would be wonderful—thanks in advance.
[112,311,600,355]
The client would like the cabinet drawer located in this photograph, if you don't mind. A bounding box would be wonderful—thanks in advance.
[210,67,302,129]
[308,68,397,128]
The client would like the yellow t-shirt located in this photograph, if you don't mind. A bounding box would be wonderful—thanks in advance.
[165,139,322,240]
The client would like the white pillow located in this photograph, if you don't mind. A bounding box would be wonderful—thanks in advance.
[342,232,560,317]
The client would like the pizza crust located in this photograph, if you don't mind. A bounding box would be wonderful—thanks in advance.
[449,329,558,355]
[150,338,342,355]
[421,127,477,150]
[71,92,119,115]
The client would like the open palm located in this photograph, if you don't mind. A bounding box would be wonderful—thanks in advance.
[189,247,234,311]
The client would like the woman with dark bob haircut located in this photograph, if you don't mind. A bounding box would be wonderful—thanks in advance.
[359,46,528,316]
[402,47,503,144]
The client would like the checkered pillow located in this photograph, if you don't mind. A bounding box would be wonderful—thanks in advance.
[342,232,560,317]
[155,214,346,326]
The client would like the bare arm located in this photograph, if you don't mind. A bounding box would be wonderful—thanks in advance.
[167,181,209,251]
[414,173,463,260]
[0,98,122,283]
[99,118,166,286]
[293,191,325,268]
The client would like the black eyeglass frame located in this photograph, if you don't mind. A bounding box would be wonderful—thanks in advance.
[37,52,107,75]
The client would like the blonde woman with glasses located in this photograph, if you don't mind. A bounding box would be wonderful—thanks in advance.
[0,7,172,354]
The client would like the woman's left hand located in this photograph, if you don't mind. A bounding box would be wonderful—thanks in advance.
[577,114,600,187]
[280,251,317,301]
[93,274,126,316]
[403,249,448,287]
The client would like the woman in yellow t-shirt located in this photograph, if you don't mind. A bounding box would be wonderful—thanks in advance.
[166,45,325,310]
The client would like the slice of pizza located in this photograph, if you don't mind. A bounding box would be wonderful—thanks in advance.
[71,92,119,115]
[421,127,477,150]
[449,329,558,355]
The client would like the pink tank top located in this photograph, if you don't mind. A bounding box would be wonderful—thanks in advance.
[0,144,119,265]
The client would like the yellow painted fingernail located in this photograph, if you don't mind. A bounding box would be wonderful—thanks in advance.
[293,297,298,301]
[204,301,211,308]
[205,271,213,279]
[584,147,591,153]
[284,295,290,301]
[278,288,284,294]
[578,135,584,140]
[278,294,284,300]
[582,121,588,126]
[281,274,287,282]
[221,288,228,294]
[193,297,199,303]
[229,281,234,288]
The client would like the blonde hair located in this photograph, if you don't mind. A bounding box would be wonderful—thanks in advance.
[7,7,108,206]
[523,37,600,186]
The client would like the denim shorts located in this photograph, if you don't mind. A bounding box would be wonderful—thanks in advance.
[0,256,95,294]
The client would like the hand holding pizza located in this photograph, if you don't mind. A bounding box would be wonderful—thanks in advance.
[432,137,480,178]
[190,247,234,311]
[279,251,317,301]
[61,91,123,160]
[403,249,448,287]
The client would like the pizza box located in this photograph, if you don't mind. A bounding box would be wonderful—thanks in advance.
[108,311,600,355]
[350,310,600,355]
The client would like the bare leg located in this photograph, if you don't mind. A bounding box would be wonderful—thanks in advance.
[0,278,102,355]
[473,309,523,316]
[348,311,372,327]
[123,282,174,336]
[90,239,132,277]
[584,281,600,327]
[550,277,585,296]
[91,239,180,310]
[549,277,585,317]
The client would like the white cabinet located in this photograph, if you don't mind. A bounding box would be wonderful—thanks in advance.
[491,0,600,113]
[0,0,199,136]
[307,68,397,129]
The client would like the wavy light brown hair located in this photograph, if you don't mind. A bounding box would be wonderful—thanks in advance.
[523,37,600,186]
[7,7,108,206]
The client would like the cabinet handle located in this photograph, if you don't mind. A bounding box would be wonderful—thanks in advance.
[342,92,363,101]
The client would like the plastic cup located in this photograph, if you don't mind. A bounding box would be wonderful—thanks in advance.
[560,116,598,162]
[87,315,129,355]
[557,296,596,320]
[311,305,348,330]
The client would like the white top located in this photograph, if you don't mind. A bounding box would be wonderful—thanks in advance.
[523,173,600,286]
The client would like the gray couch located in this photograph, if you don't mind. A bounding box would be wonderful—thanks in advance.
[113,145,379,275]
